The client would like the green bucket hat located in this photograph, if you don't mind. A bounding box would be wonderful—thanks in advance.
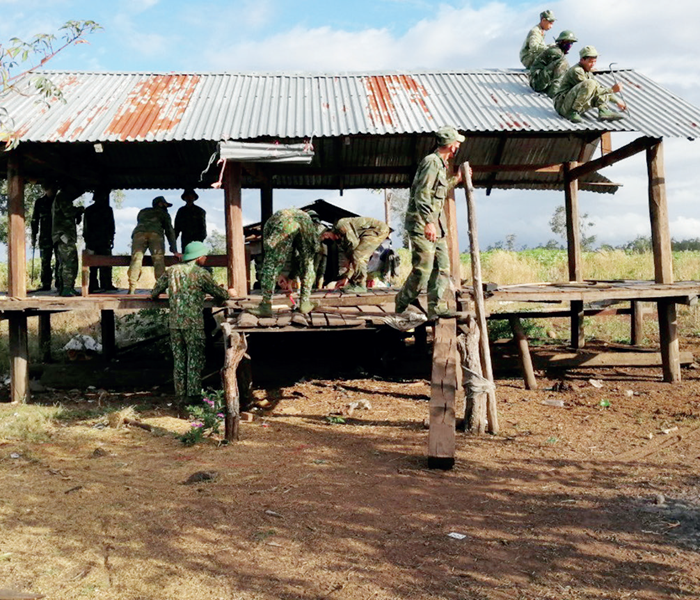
[580,45,599,59]
[182,241,209,262]
[540,9,556,22]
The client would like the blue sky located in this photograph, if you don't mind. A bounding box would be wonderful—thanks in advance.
[3,0,700,252]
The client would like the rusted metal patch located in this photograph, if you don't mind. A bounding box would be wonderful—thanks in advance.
[105,74,200,141]
[363,74,431,129]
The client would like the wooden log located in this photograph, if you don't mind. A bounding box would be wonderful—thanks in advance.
[570,300,585,349]
[444,188,462,290]
[38,313,52,363]
[101,310,116,360]
[458,316,487,433]
[221,322,248,442]
[564,162,582,282]
[508,316,538,390]
[224,162,248,296]
[429,318,457,468]
[631,300,644,346]
[657,300,681,383]
[9,313,29,403]
[7,154,26,298]
[460,162,498,434]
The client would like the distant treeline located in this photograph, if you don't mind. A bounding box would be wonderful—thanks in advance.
[488,235,700,254]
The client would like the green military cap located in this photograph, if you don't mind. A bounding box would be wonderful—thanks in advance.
[182,241,209,262]
[540,9,556,21]
[436,126,465,146]
[304,209,321,223]
[556,30,577,43]
[152,195,173,208]
[579,45,599,59]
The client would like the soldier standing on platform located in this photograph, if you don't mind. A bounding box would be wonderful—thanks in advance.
[529,30,577,97]
[395,126,464,319]
[127,196,179,294]
[249,208,319,317]
[51,183,84,297]
[30,182,57,291]
[151,241,229,412]
[83,187,117,293]
[321,216,390,293]
[174,188,207,252]
[519,9,556,69]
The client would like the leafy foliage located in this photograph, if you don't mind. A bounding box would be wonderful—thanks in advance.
[549,204,596,250]
[179,389,226,445]
[0,179,44,244]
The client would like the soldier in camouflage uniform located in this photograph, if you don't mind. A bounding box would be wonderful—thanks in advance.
[51,183,84,297]
[321,216,390,293]
[395,126,464,319]
[127,196,179,293]
[83,187,117,292]
[250,208,320,317]
[554,45,627,123]
[529,30,577,98]
[520,9,556,69]
[174,188,207,252]
[152,241,229,409]
[30,182,57,291]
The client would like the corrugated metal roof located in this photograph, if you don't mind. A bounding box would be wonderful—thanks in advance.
[4,69,700,143]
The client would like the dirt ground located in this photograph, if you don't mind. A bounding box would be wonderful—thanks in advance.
[1,338,700,600]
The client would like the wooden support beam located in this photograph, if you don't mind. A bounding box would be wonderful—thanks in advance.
[9,313,29,403]
[658,301,681,382]
[101,310,116,360]
[260,182,273,229]
[509,317,537,390]
[564,162,582,282]
[631,301,644,346]
[570,300,585,349]
[221,323,248,442]
[224,162,248,296]
[485,135,508,196]
[429,318,457,469]
[458,316,487,433]
[7,154,26,298]
[444,188,461,290]
[38,313,52,363]
[569,135,659,180]
[647,141,673,285]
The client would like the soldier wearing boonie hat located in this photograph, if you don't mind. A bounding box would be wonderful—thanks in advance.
[394,126,464,319]
[520,9,556,69]
[553,44,627,124]
[174,188,207,254]
[528,29,578,98]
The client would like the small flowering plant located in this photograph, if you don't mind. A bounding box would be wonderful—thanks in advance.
[179,389,226,446]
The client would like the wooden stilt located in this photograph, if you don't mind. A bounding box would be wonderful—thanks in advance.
[631,301,644,346]
[458,315,487,433]
[564,162,585,349]
[509,316,538,390]
[9,313,29,403]
[221,322,248,442]
[100,310,116,360]
[444,188,462,290]
[223,162,247,296]
[570,300,585,350]
[429,318,457,469]
[460,162,498,434]
[658,300,681,383]
[38,313,52,363]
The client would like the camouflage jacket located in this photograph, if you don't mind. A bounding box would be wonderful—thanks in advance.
[335,217,388,251]
[51,192,83,245]
[174,204,207,251]
[529,46,569,97]
[132,207,177,252]
[151,261,229,330]
[405,152,458,239]
[554,64,619,103]
[83,203,115,250]
[30,194,54,246]
[519,25,548,68]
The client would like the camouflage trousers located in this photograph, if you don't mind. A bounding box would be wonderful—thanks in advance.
[260,221,315,305]
[128,231,165,287]
[38,241,54,288]
[345,225,391,287]
[55,241,78,292]
[170,327,206,401]
[395,233,451,313]
[555,80,614,116]
[529,58,568,98]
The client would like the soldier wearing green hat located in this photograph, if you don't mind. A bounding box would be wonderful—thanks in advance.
[151,241,229,411]
[529,30,577,98]
[395,126,464,319]
[520,9,556,69]
[554,45,627,123]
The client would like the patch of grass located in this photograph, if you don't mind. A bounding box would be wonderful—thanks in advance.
[0,404,65,443]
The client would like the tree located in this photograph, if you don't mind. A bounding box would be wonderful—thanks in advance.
[0,180,43,244]
[386,189,409,248]
[549,205,596,250]
[1,20,101,148]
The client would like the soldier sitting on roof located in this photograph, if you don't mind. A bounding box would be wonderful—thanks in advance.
[554,45,626,124]
[520,9,556,69]
[529,30,577,98]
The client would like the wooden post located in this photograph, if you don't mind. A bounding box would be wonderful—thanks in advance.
[647,140,680,382]
[460,162,498,434]
[38,313,52,363]
[429,318,457,469]
[9,313,29,403]
[221,322,248,442]
[261,182,273,230]
[224,162,247,296]
[564,161,585,349]
[444,188,462,289]
[384,189,390,225]
[101,310,116,360]
[458,316,487,433]
[631,301,644,346]
[509,316,538,390]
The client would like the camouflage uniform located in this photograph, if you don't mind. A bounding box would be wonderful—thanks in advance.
[395,151,458,314]
[127,205,177,289]
[260,208,319,306]
[30,190,56,289]
[529,46,570,97]
[174,203,207,252]
[151,261,228,403]
[51,186,84,295]
[334,217,390,288]
[83,194,116,291]
[554,63,620,118]
[519,25,548,69]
